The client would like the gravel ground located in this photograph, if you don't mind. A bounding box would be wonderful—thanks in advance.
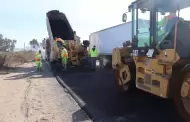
[0,62,91,122]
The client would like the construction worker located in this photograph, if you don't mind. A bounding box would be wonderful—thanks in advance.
[163,10,184,33]
[89,45,98,70]
[35,50,42,71]
[157,10,184,41]
[61,44,68,71]
[55,37,64,43]
[55,37,65,50]
[156,10,184,48]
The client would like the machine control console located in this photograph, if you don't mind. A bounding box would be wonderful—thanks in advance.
[132,48,157,58]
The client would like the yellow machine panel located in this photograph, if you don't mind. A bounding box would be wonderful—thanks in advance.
[133,49,180,98]
[116,0,190,121]
[67,40,88,65]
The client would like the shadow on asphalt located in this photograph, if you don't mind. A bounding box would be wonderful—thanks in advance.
[52,64,184,122]
[3,62,53,80]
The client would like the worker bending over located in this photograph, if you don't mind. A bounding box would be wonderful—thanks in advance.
[35,50,42,72]
[89,45,98,70]
[61,44,68,71]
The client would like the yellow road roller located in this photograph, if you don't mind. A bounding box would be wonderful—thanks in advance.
[112,0,190,121]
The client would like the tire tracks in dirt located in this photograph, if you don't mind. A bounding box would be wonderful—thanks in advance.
[20,74,32,120]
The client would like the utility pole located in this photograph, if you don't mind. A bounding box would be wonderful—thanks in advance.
[24,42,25,51]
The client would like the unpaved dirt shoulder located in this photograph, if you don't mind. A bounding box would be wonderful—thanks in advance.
[0,62,91,122]
[0,63,32,122]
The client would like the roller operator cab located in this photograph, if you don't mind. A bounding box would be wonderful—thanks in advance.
[119,0,190,121]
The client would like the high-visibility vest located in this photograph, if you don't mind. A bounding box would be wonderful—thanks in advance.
[90,48,98,57]
[159,16,174,26]
[35,54,41,62]
[166,15,184,23]
[167,15,173,20]
[159,16,167,27]
[62,48,68,58]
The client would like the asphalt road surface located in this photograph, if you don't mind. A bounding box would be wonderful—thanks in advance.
[52,64,184,122]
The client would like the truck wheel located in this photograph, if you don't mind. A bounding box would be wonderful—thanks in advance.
[174,72,190,122]
[114,64,135,93]
[99,56,103,68]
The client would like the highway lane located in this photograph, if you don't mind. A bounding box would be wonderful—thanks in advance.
[52,64,184,122]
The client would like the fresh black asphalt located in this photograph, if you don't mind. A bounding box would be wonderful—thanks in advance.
[51,63,184,122]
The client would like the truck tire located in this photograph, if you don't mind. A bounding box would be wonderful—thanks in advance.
[99,56,104,68]
[114,69,130,93]
[99,55,112,68]
[173,72,190,122]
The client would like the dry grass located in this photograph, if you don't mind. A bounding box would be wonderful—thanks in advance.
[0,51,35,68]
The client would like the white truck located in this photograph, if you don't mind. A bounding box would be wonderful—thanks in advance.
[89,22,132,68]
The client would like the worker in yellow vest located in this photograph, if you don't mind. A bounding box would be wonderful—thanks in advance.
[61,44,68,71]
[35,50,42,71]
[89,45,98,70]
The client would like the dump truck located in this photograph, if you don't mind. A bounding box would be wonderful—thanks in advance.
[46,10,89,67]
[112,0,190,122]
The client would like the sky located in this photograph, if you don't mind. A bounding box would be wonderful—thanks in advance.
[0,0,189,48]
[0,0,133,48]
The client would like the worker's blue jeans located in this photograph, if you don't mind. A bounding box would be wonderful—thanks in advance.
[91,57,96,69]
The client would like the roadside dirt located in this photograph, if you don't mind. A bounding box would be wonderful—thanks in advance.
[0,62,91,122]
[0,51,35,68]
